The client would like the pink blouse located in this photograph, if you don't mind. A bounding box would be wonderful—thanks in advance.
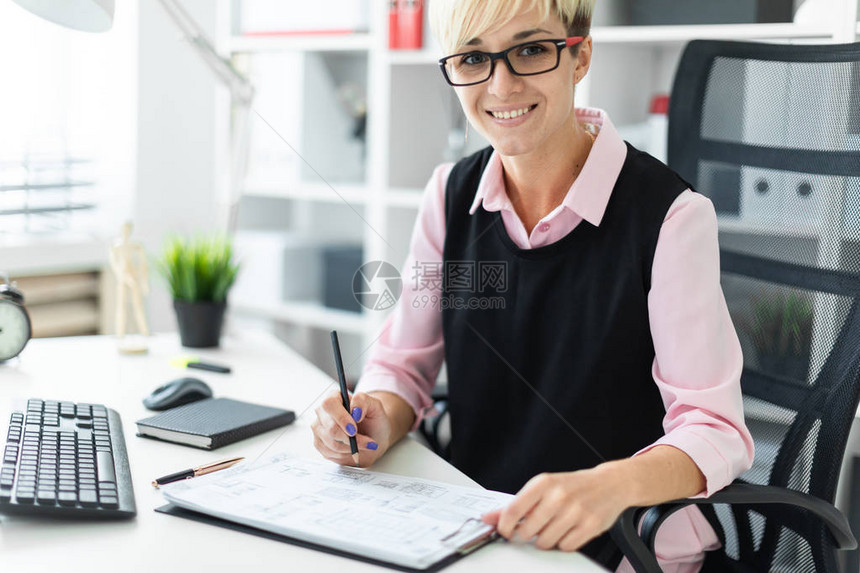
[356,108,754,572]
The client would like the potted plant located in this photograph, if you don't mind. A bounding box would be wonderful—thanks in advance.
[156,234,240,348]
[745,291,814,381]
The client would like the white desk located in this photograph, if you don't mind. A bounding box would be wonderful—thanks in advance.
[0,332,606,573]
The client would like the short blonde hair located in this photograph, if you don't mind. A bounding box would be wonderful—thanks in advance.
[429,0,595,55]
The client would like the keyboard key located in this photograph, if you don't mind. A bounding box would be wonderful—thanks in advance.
[96,451,116,484]
[58,492,77,506]
[79,489,98,507]
[15,488,35,503]
[99,495,118,509]
[36,489,56,505]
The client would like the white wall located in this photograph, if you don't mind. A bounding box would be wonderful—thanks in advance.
[136,0,225,332]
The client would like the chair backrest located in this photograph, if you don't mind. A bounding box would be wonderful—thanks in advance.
[668,39,860,572]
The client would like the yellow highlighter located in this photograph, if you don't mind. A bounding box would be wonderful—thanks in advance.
[170,355,232,374]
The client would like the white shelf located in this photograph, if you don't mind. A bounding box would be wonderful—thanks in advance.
[379,24,834,64]
[385,188,424,208]
[229,33,373,53]
[591,23,833,44]
[380,24,835,62]
[385,49,442,66]
[231,298,367,334]
[242,182,423,209]
[717,216,821,238]
[242,181,369,205]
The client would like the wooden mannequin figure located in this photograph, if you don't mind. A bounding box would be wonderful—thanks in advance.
[109,222,150,354]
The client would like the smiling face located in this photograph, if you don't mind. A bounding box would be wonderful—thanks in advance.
[450,8,591,159]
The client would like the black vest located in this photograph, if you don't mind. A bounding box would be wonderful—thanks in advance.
[441,143,690,492]
[440,143,690,565]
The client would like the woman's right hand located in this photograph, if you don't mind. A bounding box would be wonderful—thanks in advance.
[311,391,393,468]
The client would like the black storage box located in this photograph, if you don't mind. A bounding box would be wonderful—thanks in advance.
[630,0,793,25]
[322,245,364,313]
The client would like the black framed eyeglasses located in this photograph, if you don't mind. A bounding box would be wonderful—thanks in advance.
[438,36,584,87]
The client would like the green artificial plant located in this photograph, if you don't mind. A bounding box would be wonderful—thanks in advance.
[157,235,240,303]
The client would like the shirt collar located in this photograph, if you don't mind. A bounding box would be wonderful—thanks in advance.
[467,108,628,228]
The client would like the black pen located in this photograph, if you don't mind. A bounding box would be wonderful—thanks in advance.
[151,456,244,487]
[330,330,359,465]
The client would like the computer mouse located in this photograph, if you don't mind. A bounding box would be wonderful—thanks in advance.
[143,377,213,411]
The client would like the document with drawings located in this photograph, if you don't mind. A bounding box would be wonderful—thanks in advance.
[160,452,514,571]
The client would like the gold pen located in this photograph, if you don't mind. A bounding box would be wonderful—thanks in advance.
[151,456,244,487]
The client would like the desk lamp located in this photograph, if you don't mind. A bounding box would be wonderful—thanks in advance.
[10,0,114,32]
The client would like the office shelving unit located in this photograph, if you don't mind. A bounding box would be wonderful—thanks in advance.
[217,0,859,372]
[228,33,375,53]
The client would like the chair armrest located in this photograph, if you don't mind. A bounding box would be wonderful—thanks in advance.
[610,507,663,573]
[610,483,857,573]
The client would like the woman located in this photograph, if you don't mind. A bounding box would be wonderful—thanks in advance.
[311,1,754,571]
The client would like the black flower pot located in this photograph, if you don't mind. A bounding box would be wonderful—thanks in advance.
[173,299,226,348]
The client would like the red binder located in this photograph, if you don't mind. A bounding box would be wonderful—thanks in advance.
[388,0,399,49]
[395,0,423,50]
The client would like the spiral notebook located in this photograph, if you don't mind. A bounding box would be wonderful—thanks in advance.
[136,398,295,449]
[158,452,513,571]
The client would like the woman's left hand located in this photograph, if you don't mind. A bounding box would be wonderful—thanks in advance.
[481,464,632,552]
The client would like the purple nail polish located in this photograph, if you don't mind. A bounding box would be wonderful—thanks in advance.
[346,423,356,436]
[352,407,362,422]
[367,442,378,450]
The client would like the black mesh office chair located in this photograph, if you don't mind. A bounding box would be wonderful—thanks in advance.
[611,40,860,573]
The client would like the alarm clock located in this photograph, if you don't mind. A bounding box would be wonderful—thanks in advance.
[0,272,31,362]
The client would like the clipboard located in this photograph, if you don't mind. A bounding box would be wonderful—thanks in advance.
[155,503,500,572]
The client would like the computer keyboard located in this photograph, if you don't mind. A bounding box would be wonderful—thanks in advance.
[0,399,136,518]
